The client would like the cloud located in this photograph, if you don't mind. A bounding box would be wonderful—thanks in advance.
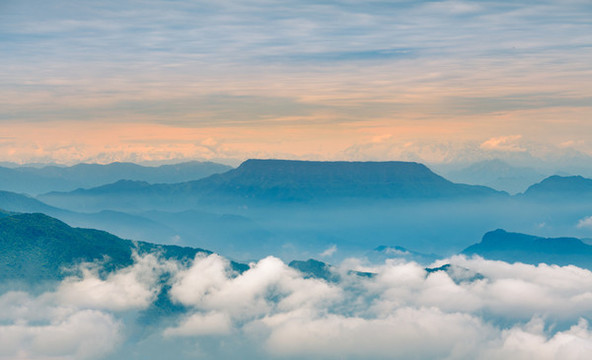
[320,244,337,257]
[160,252,592,358]
[480,135,526,152]
[168,254,341,321]
[56,253,175,311]
[0,292,122,360]
[163,311,232,337]
[480,318,592,360]
[261,307,492,359]
[577,216,592,229]
[5,251,592,358]
[2,0,592,164]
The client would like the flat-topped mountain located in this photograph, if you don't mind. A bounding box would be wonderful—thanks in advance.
[0,212,247,282]
[522,175,592,200]
[462,229,592,268]
[0,161,231,195]
[38,159,507,211]
[197,159,505,200]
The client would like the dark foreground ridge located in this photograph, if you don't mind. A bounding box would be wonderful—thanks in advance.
[0,212,247,282]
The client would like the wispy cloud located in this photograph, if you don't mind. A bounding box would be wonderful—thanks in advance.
[481,135,526,152]
[320,244,337,257]
[577,216,592,229]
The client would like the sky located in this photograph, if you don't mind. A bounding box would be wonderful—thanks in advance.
[1,0,591,165]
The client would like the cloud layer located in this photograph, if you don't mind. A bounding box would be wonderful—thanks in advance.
[3,252,592,359]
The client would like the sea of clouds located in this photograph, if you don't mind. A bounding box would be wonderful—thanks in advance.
[2,252,592,359]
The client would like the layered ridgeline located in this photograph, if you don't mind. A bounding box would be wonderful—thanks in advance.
[0,212,248,282]
[462,229,592,269]
[38,159,507,212]
[0,161,231,195]
[0,190,181,247]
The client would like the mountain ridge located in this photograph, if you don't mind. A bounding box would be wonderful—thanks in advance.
[37,159,508,212]
[0,212,248,282]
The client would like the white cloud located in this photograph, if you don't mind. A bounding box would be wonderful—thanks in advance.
[169,254,341,321]
[0,293,122,360]
[261,307,492,359]
[480,318,592,360]
[320,244,337,257]
[577,216,592,229]
[164,311,233,337]
[5,251,592,358]
[56,253,175,311]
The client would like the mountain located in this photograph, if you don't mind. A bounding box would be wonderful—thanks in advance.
[0,190,64,214]
[425,264,484,284]
[289,259,338,282]
[521,175,592,200]
[0,189,179,245]
[289,258,375,282]
[462,229,592,269]
[0,212,247,282]
[38,159,508,212]
[195,159,507,201]
[0,161,232,195]
[441,159,547,194]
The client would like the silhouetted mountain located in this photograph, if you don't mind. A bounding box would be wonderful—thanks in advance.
[521,175,592,200]
[462,229,592,268]
[0,161,231,195]
[0,212,247,282]
[198,159,507,201]
[425,264,484,284]
[38,159,508,212]
[289,258,375,282]
[289,259,338,282]
[442,159,547,194]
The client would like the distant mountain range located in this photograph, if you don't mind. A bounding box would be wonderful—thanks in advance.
[441,159,548,194]
[462,229,592,269]
[37,159,508,212]
[0,161,232,195]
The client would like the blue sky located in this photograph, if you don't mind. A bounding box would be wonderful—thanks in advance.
[1,0,591,165]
